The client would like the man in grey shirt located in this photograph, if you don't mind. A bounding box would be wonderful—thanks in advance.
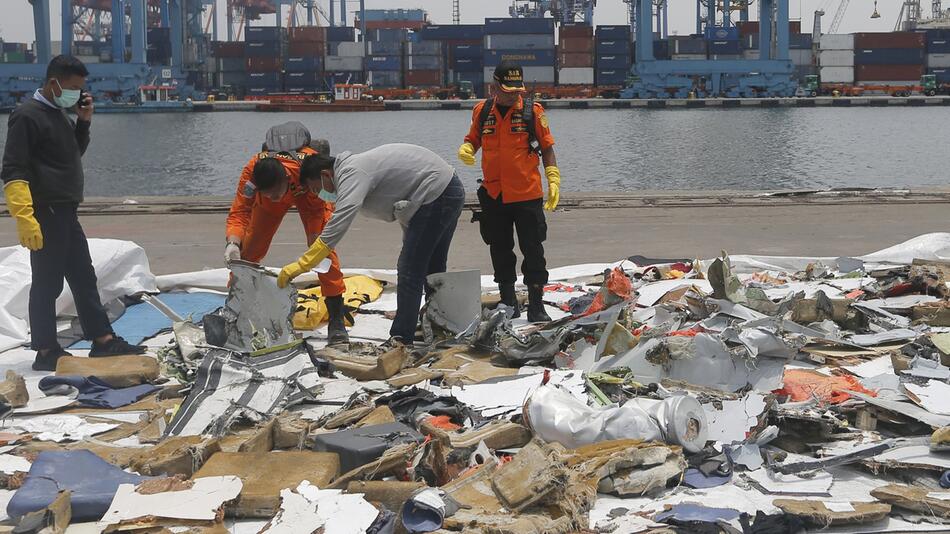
[277,143,465,344]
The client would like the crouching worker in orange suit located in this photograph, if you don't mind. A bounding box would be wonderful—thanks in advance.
[224,124,348,344]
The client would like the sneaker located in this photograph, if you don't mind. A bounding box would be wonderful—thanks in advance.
[32,346,73,372]
[89,335,147,357]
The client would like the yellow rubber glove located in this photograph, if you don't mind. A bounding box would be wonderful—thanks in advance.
[3,181,43,250]
[543,166,561,212]
[277,238,332,288]
[457,142,476,166]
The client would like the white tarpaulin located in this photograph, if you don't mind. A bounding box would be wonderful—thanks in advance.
[0,239,157,352]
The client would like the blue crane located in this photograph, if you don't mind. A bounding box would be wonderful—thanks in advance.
[509,0,597,25]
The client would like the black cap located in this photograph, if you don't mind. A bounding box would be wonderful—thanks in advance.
[493,61,525,93]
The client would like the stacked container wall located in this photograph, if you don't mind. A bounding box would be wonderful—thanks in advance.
[596,68,627,85]
[246,57,281,72]
[819,50,854,66]
[325,56,363,71]
[853,48,925,65]
[820,66,854,83]
[326,27,357,42]
[854,32,925,49]
[288,41,324,56]
[452,44,483,59]
[288,26,326,43]
[485,34,556,50]
[558,67,594,84]
[595,26,632,40]
[337,42,366,57]
[285,56,323,72]
[368,41,402,55]
[452,57,483,72]
[929,67,950,82]
[484,18,555,34]
[854,64,924,81]
[367,70,403,87]
[928,53,950,68]
[419,25,484,41]
[245,40,282,58]
[671,36,706,55]
[559,53,594,67]
[483,49,556,66]
[367,28,410,42]
[819,34,855,50]
[596,40,631,54]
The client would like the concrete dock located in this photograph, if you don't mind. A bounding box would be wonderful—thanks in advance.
[2,189,947,275]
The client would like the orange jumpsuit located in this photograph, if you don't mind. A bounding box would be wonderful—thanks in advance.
[225,149,346,297]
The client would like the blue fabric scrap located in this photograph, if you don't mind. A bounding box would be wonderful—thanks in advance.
[38,375,160,409]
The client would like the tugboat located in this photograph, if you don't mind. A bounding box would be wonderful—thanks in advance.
[95,84,194,113]
[255,84,385,112]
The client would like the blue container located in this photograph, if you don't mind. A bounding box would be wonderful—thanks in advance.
[368,70,403,88]
[790,33,813,49]
[368,41,402,55]
[325,71,365,84]
[420,24,484,41]
[595,54,631,69]
[596,39,631,55]
[708,39,742,55]
[406,41,442,55]
[452,44,483,59]
[245,26,284,42]
[928,38,950,53]
[246,72,281,86]
[596,68,628,85]
[484,17,554,35]
[705,26,739,41]
[929,67,950,82]
[244,40,282,57]
[285,56,322,72]
[596,25,632,40]
[406,55,442,70]
[326,27,356,42]
[653,40,671,59]
[452,57,483,72]
[483,49,556,66]
[367,28,410,42]
[284,71,320,85]
[366,55,402,70]
[854,48,925,65]
[670,37,706,55]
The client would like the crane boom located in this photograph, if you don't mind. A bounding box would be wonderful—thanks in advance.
[829,0,849,32]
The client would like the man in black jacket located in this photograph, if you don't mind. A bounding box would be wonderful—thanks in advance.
[1,55,145,371]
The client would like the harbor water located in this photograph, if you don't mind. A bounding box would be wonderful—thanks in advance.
[0,107,946,197]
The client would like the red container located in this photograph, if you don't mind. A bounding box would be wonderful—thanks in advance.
[735,21,801,38]
[288,41,325,56]
[213,41,245,58]
[559,37,594,53]
[854,32,925,49]
[289,26,326,43]
[559,52,594,68]
[405,70,443,86]
[560,23,593,38]
[854,64,925,81]
[246,57,282,72]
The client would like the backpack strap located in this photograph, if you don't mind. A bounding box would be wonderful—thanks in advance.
[522,97,542,156]
[476,97,495,139]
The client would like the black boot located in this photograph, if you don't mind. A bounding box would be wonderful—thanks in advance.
[527,285,552,323]
[498,284,521,319]
[325,295,349,346]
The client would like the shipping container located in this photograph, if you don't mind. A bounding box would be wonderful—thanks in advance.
[484,17,555,35]
[705,26,739,41]
[452,57,483,72]
[595,26,632,40]
[325,70,365,83]
[288,26,326,43]
[407,55,442,70]
[929,67,950,82]
[246,26,285,42]
[284,85,321,94]
[818,34,855,50]
[219,71,247,87]
[451,70,485,84]
[367,70,403,87]
[337,42,366,57]
[708,39,741,55]
[928,53,950,68]
[485,34,555,50]
[790,48,813,65]
[855,32,924,49]
[558,52,594,67]
[652,40,671,59]
[326,42,342,56]
[927,37,950,53]
[819,66,854,83]
[854,48,925,65]
[420,24,484,41]
[362,8,426,22]
[246,57,281,72]
[247,86,280,96]
[405,70,443,86]
[560,23,594,38]
[854,63,924,81]
[819,49,855,66]
[594,54,629,69]
[558,67,594,84]
[284,71,320,85]
[790,33,813,49]
[452,44,483,59]
[366,28,410,42]
[325,56,364,71]
[247,71,281,86]
[288,41,325,56]
[217,57,246,72]
[735,21,801,37]
[366,55,402,70]
[326,27,356,42]
[596,39,631,54]
[792,64,818,80]
[670,36,706,55]
[361,20,426,31]
[245,40,282,57]
[406,41,441,55]
[483,49,556,66]
[285,56,323,72]
[559,37,594,53]
[368,41,402,55]
[596,68,627,85]
[674,53,709,60]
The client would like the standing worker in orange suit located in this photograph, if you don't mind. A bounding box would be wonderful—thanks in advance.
[457,61,561,322]
[225,122,349,344]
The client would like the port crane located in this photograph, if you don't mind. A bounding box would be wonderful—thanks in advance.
[509,0,596,25]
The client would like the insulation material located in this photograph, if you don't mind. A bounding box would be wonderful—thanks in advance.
[259,481,379,534]
[423,370,586,418]
[524,385,709,453]
[98,476,242,529]
[0,454,31,474]
[702,393,768,444]
[775,369,877,404]
[0,239,157,352]
[8,415,118,442]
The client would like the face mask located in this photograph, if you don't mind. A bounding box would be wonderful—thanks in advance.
[53,79,81,108]
[317,174,337,203]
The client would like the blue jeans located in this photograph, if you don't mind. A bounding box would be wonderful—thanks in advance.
[390,174,466,342]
